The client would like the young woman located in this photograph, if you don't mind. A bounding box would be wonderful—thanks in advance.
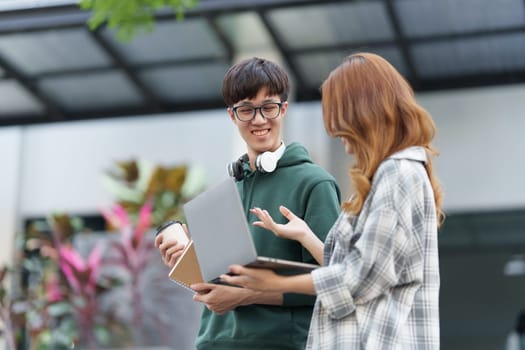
[221,52,444,350]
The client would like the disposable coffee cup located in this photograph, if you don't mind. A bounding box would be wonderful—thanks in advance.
[155,220,189,246]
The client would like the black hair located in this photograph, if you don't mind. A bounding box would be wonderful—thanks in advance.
[221,57,290,106]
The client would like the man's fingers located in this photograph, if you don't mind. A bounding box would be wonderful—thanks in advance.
[160,240,184,257]
[167,251,182,268]
[162,255,169,267]
[191,283,214,295]
[154,234,163,248]
[159,242,170,256]
[220,274,246,288]
[166,243,184,256]
[228,264,250,275]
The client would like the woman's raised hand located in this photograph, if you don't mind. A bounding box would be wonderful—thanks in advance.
[251,205,324,265]
[250,205,313,243]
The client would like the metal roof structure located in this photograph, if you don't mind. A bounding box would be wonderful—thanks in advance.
[1,0,525,127]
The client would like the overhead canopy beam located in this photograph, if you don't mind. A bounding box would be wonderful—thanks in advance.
[384,0,420,89]
[0,53,65,120]
[0,7,89,35]
[257,10,308,98]
[0,0,525,128]
[0,0,354,34]
[32,56,226,80]
[418,71,525,92]
[66,98,226,123]
[88,28,164,113]
[204,15,235,63]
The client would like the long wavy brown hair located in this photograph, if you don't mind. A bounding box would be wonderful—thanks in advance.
[321,52,444,224]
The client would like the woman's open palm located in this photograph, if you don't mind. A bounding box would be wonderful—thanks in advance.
[250,205,313,242]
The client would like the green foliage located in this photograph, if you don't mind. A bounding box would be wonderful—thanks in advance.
[19,216,129,349]
[5,160,207,349]
[79,0,200,42]
[101,159,207,227]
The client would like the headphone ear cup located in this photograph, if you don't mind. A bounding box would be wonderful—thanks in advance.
[228,154,249,181]
[228,159,244,181]
[255,151,278,173]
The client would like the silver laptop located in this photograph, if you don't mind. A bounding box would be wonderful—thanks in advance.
[183,177,319,283]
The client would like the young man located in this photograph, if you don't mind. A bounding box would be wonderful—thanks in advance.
[156,57,341,350]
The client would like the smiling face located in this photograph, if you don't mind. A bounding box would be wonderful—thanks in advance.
[228,87,288,161]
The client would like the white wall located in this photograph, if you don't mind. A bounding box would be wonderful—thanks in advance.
[16,102,339,218]
[285,84,525,213]
[18,110,239,217]
[1,83,525,264]
[0,127,21,266]
[284,101,331,167]
[420,84,525,212]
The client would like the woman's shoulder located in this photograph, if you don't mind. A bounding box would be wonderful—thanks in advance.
[370,153,430,208]
[374,148,428,187]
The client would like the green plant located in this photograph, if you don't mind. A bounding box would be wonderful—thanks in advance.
[101,159,207,227]
[98,159,207,345]
[79,0,200,41]
[0,266,17,350]
[20,215,128,349]
[9,160,207,349]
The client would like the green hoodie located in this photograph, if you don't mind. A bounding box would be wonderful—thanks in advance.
[196,142,341,350]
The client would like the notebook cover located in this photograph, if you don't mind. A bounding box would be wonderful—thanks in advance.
[168,240,204,290]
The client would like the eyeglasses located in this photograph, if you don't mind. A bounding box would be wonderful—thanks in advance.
[232,102,283,122]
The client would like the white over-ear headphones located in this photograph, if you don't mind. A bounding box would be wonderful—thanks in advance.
[255,142,286,173]
[228,142,286,181]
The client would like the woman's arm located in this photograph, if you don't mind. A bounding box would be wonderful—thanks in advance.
[250,206,324,264]
[220,265,316,295]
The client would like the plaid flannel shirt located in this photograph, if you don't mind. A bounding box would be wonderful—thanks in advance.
[308,146,440,350]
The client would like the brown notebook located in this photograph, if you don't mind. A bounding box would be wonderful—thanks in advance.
[156,220,204,291]
[168,239,204,290]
